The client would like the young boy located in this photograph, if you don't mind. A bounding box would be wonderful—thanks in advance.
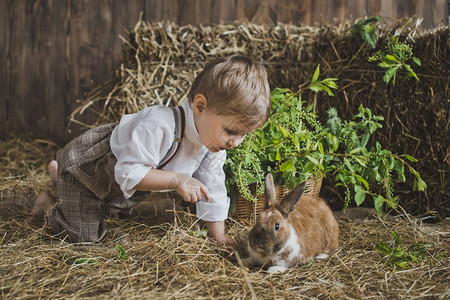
[31,54,271,244]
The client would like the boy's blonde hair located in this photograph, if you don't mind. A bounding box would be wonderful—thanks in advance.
[188,55,271,128]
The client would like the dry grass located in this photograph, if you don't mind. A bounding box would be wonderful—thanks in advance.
[0,138,449,299]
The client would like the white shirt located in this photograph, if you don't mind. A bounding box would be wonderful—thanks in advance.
[110,100,230,222]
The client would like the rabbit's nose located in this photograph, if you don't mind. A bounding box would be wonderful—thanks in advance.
[254,235,267,249]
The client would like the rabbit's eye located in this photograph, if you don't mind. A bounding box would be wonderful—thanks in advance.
[274,223,280,231]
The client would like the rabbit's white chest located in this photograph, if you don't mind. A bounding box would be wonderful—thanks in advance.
[273,225,303,266]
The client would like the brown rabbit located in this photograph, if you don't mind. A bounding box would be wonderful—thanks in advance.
[242,173,339,273]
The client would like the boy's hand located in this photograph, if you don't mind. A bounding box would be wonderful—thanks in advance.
[135,170,210,203]
[174,174,210,203]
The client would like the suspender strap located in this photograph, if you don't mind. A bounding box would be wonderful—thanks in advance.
[156,106,185,169]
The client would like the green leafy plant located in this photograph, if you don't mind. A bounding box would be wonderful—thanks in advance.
[225,65,426,214]
[327,106,426,213]
[225,65,337,202]
[375,231,433,269]
[351,16,382,49]
[369,36,421,85]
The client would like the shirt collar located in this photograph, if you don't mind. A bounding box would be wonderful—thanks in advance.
[180,100,204,148]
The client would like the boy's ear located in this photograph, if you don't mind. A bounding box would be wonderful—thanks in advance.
[192,94,208,115]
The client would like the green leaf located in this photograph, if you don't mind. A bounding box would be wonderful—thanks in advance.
[384,54,398,63]
[404,64,419,81]
[322,78,339,89]
[349,147,364,154]
[306,155,319,166]
[310,83,334,96]
[409,167,427,191]
[364,31,377,48]
[329,134,339,151]
[403,154,418,162]
[378,61,394,68]
[308,83,323,93]
[383,66,400,85]
[352,17,381,48]
[417,178,427,191]
[392,248,405,258]
[303,161,315,173]
[311,64,320,83]
[375,241,390,254]
[374,195,384,215]
[278,125,290,138]
[298,132,308,142]
[271,88,290,100]
[318,142,324,156]
[321,84,334,96]
[365,16,382,23]
[353,156,367,167]
[355,175,369,189]
[275,148,281,161]
[291,135,300,151]
[393,159,406,181]
[354,185,366,206]
[343,158,354,174]
[279,159,294,172]
[395,261,409,269]
[392,231,402,245]
[412,57,421,66]
[116,244,128,260]
[384,196,399,209]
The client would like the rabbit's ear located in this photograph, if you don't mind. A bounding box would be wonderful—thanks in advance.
[278,181,306,217]
[264,173,277,209]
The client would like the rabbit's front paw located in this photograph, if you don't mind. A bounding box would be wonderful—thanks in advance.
[241,257,256,267]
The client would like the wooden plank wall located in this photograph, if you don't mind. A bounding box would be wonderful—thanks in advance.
[1,0,448,142]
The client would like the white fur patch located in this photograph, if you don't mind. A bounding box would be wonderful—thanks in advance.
[314,253,329,259]
[273,224,303,267]
[267,265,287,273]
[286,226,302,261]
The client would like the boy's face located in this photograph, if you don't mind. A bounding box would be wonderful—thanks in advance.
[192,94,256,152]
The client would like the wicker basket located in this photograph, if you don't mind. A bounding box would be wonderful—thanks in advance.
[231,176,323,222]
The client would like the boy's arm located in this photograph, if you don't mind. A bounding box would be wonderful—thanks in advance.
[192,151,236,246]
[205,220,236,246]
[134,169,210,203]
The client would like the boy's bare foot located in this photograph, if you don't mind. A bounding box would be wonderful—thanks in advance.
[47,160,58,186]
[30,191,56,225]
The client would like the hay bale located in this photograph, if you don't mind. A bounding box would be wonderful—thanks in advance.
[69,19,321,127]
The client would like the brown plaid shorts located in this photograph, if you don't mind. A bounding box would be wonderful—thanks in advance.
[48,123,151,242]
